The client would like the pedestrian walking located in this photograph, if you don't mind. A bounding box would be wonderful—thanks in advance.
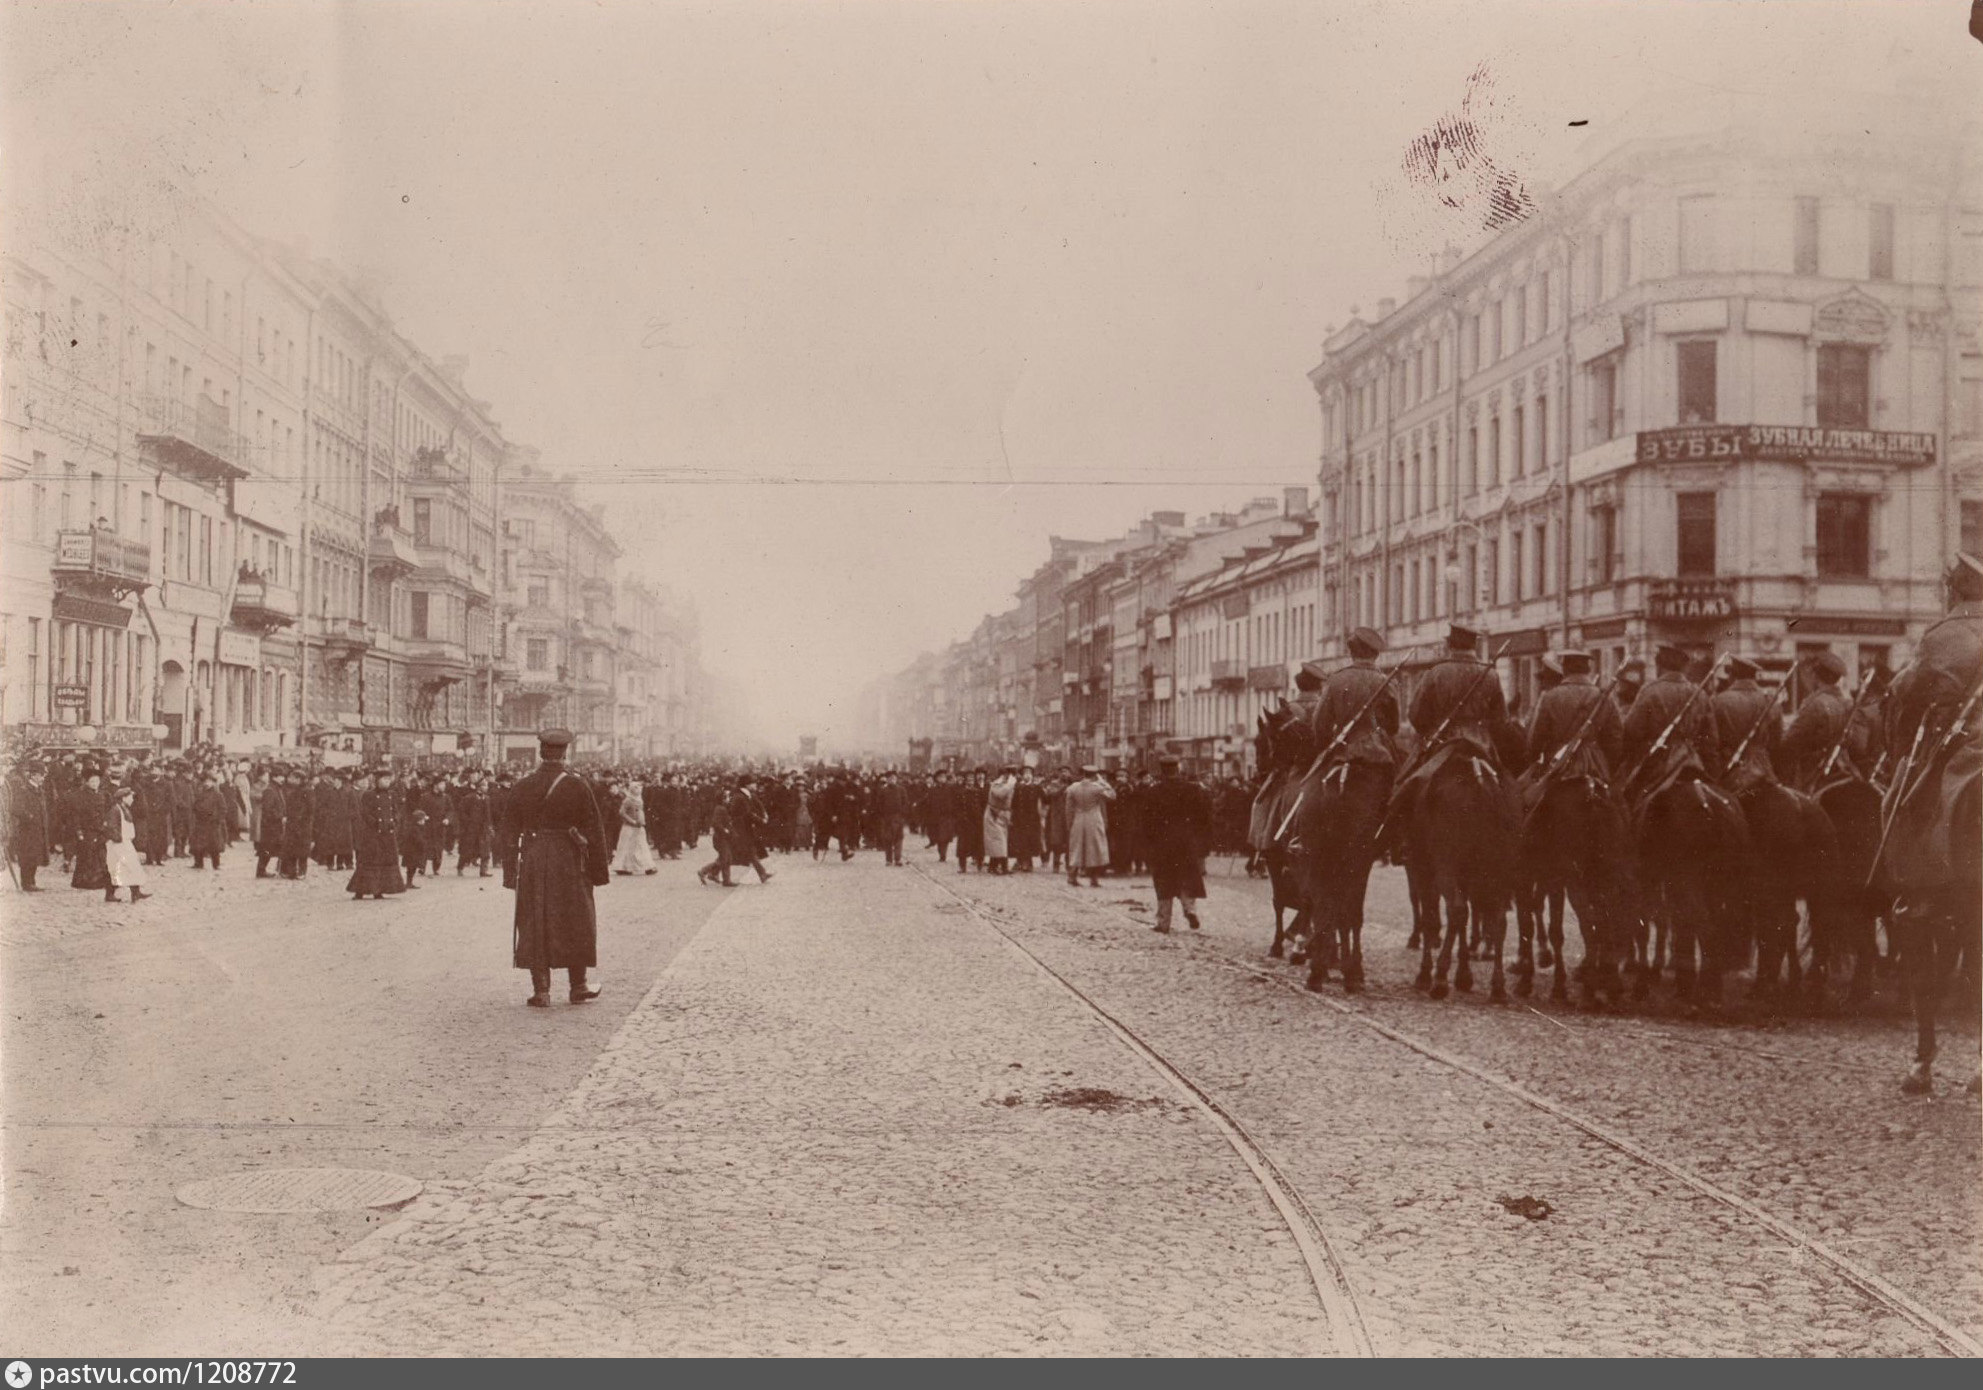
[983,767,1015,873]
[611,781,658,874]
[66,768,110,890]
[348,768,408,899]
[1063,765,1115,887]
[190,772,228,870]
[500,729,610,1007]
[876,770,908,865]
[102,784,151,904]
[8,766,51,891]
[1142,758,1208,932]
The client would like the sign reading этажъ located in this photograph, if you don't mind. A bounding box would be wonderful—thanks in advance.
[1636,425,1936,467]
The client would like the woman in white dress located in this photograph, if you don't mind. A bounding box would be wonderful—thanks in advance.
[611,782,658,875]
[103,783,151,904]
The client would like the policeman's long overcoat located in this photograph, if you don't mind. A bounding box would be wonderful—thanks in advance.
[1064,777,1115,870]
[503,762,610,971]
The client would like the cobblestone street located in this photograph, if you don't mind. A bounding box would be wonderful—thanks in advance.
[5,846,1975,1356]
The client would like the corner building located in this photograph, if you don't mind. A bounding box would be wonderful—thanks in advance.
[1310,93,1982,712]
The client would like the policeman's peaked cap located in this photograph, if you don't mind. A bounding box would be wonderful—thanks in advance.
[1346,628,1385,658]
[1654,644,1690,672]
[1560,651,1594,675]
[1809,651,1847,683]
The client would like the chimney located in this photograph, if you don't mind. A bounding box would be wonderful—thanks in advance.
[1283,486,1310,516]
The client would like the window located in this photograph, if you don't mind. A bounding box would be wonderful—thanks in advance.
[1677,340,1717,424]
[1487,418,1501,488]
[527,582,550,608]
[1593,502,1620,581]
[1534,521,1550,595]
[1536,394,1549,469]
[1679,195,1717,273]
[1466,427,1479,495]
[1463,544,1478,612]
[526,638,549,672]
[1794,197,1820,274]
[1617,216,1632,288]
[1816,494,1872,578]
[1509,530,1524,602]
[1590,356,1619,442]
[1489,303,1503,362]
[1427,442,1440,512]
[1677,492,1717,576]
[1817,343,1871,429]
[411,591,430,639]
[412,497,432,542]
[1512,406,1526,478]
[1589,232,1606,303]
[1538,271,1551,330]
[1485,538,1500,606]
[1961,499,1982,557]
[1513,286,1527,347]
[1869,203,1894,281]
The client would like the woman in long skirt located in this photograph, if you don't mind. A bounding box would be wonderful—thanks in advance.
[347,769,409,900]
[103,785,150,904]
[610,784,657,875]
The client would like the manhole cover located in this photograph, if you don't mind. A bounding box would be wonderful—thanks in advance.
[175,1167,423,1213]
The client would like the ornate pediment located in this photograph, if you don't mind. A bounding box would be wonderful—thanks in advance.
[1813,290,1889,343]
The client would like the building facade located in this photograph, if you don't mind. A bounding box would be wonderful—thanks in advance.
[1,164,719,764]
[1310,95,1983,714]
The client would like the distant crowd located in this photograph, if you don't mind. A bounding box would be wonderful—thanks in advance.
[0,742,1264,902]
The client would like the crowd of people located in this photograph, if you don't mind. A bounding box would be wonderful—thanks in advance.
[0,739,1266,908]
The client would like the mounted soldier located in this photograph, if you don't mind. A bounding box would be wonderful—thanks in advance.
[1297,627,1399,992]
[1709,655,1780,798]
[1780,652,1851,791]
[1878,553,1983,1093]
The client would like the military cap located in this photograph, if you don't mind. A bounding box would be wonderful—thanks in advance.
[1654,644,1690,672]
[1809,651,1847,683]
[1080,764,1100,775]
[1346,627,1384,659]
[1726,655,1760,680]
[1157,755,1182,773]
[1560,650,1594,675]
[538,728,574,751]
[1539,651,1565,678]
[1294,664,1325,691]
[1447,623,1481,652]
[1949,552,1983,601]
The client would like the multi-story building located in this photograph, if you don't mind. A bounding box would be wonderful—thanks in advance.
[1310,91,1982,714]
[2,159,717,764]
[1172,513,1320,773]
[494,461,624,762]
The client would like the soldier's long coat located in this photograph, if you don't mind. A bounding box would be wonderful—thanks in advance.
[503,762,610,972]
[1064,777,1115,871]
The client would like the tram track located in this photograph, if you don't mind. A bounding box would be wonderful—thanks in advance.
[987,872,1981,1358]
[909,860,1378,1357]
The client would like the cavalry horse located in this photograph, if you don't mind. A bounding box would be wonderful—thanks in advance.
[1408,742,1522,1000]
[1516,768,1630,1007]
[1250,707,1317,960]
[1633,772,1751,1011]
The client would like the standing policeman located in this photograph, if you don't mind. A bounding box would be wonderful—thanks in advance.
[502,728,611,1008]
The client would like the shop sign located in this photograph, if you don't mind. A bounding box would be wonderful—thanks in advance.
[1496,627,1551,657]
[1648,579,1737,622]
[1636,425,1935,468]
[1580,618,1630,641]
[53,683,88,710]
[50,592,134,628]
[1222,592,1251,620]
[217,629,261,668]
[1788,614,1907,638]
[55,531,96,568]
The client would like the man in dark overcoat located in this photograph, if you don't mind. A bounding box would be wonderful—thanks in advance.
[255,773,287,878]
[280,769,316,878]
[66,768,110,890]
[501,729,610,1007]
[8,765,51,890]
[1143,757,1211,933]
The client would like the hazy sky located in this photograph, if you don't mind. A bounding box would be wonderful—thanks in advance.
[4,1,1973,745]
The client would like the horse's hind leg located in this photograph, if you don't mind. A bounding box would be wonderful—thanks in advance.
[1451,894,1474,994]
[1430,895,1460,999]
[1269,902,1286,959]
[1486,898,1509,1003]
[1538,886,1561,969]
[1514,883,1537,998]
[1549,886,1572,1003]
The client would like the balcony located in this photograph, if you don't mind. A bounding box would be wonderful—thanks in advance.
[313,615,372,662]
[135,394,250,483]
[368,526,422,578]
[410,538,475,587]
[230,570,300,631]
[1211,659,1247,689]
[581,574,613,598]
[406,638,473,688]
[52,528,151,597]
[572,675,613,700]
[407,446,469,487]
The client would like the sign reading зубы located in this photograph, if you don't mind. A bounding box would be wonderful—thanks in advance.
[1637,425,1936,467]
